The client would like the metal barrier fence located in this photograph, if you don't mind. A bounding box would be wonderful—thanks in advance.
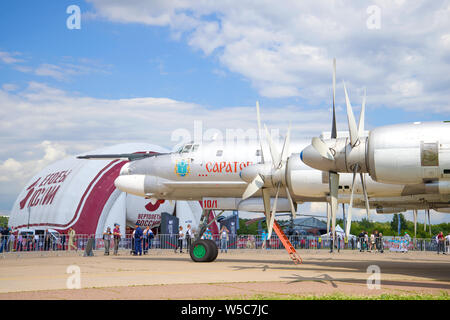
[0,234,448,253]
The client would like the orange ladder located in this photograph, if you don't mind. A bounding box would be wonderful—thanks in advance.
[273,220,302,264]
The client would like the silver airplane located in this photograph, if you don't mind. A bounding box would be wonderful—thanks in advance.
[79,60,450,262]
[78,115,450,262]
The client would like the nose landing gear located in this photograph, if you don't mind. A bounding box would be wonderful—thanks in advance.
[189,239,218,262]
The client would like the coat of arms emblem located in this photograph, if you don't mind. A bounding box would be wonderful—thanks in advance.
[175,159,190,177]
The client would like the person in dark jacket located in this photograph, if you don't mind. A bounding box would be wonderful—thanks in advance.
[0,227,10,253]
[358,231,365,252]
[134,223,143,256]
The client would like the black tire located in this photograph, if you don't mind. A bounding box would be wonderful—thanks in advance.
[190,239,214,262]
[204,239,218,262]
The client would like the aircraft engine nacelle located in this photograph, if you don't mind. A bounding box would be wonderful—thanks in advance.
[302,122,450,185]
[367,122,450,184]
[424,181,450,194]
[288,153,326,198]
[376,207,406,214]
[114,174,170,198]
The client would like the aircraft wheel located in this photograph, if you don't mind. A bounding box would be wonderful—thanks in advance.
[204,239,218,262]
[190,239,217,262]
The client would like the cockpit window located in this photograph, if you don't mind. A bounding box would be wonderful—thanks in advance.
[192,144,199,152]
[182,144,192,153]
[216,150,223,157]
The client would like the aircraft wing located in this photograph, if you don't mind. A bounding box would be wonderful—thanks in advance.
[77,151,165,161]
[163,181,247,189]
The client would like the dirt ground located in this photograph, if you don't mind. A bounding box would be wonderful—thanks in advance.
[0,249,449,299]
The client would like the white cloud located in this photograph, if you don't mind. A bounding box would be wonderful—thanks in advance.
[2,83,18,92]
[87,0,450,113]
[0,52,111,82]
[0,141,68,186]
[32,60,111,81]
[34,64,67,81]
[0,51,24,64]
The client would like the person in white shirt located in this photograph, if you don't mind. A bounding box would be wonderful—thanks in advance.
[370,233,375,251]
[220,226,229,253]
[175,226,184,253]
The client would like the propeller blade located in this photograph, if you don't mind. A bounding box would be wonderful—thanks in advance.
[262,188,271,223]
[326,202,331,236]
[285,186,297,219]
[343,82,359,146]
[329,171,339,245]
[331,58,337,139]
[256,101,265,163]
[424,210,427,231]
[312,137,334,160]
[358,88,366,137]
[345,166,358,238]
[267,183,281,239]
[264,124,281,167]
[280,123,291,165]
[413,209,417,238]
[360,172,370,220]
[242,174,264,200]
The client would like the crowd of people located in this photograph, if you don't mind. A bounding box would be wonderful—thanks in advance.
[0,227,74,252]
[357,230,385,253]
[129,222,157,256]
[1,223,449,255]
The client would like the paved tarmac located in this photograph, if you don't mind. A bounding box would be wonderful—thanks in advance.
[0,249,449,299]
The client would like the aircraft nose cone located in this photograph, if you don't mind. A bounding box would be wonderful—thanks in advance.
[301,144,333,172]
[114,174,145,197]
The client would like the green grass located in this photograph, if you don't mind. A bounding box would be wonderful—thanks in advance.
[219,291,450,300]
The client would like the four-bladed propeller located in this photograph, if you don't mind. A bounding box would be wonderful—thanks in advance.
[304,59,371,240]
[240,102,297,239]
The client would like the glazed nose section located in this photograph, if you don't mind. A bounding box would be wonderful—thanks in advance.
[114,174,145,197]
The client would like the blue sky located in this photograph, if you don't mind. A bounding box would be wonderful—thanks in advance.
[0,0,449,223]
[0,0,258,106]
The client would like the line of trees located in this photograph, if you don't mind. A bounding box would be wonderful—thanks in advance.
[341,214,450,238]
[237,215,450,238]
[0,216,8,228]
